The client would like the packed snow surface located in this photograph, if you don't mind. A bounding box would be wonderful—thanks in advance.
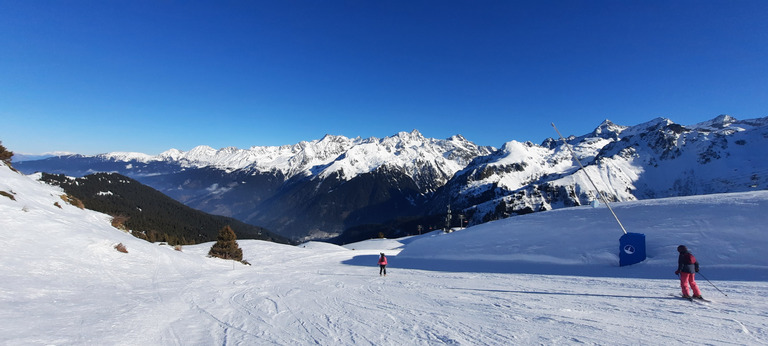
[1,163,767,345]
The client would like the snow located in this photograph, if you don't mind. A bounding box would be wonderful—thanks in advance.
[1,162,767,345]
[101,151,157,162]
[455,115,768,225]
[95,131,493,193]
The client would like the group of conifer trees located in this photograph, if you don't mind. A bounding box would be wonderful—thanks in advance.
[38,172,287,247]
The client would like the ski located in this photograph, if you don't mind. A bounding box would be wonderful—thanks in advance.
[670,293,693,302]
[670,293,711,303]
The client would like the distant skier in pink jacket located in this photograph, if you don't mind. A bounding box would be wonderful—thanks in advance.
[378,253,388,276]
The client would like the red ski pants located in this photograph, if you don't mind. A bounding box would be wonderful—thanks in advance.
[680,272,701,297]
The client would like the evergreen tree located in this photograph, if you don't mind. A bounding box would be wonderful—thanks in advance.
[0,141,13,165]
[208,225,243,261]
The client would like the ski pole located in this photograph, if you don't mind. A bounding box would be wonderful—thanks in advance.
[697,272,728,297]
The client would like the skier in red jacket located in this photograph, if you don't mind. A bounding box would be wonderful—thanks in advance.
[675,245,703,299]
[378,253,388,276]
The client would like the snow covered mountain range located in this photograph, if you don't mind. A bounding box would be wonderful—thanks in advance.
[96,130,490,192]
[17,130,493,240]
[437,114,768,224]
[16,115,768,241]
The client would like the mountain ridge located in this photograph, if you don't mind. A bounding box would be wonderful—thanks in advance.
[95,130,493,184]
[436,114,768,226]
[15,114,768,242]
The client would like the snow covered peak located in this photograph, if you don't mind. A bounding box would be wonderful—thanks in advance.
[591,119,627,139]
[621,117,673,135]
[711,114,737,128]
[186,145,218,157]
[691,114,741,132]
[314,130,492,190]
[447,134,466,142]
[158,148,184,160]
[315,134,353,147]
[394,129,424,139]
[100,151,156,163]
[497,141,541,165]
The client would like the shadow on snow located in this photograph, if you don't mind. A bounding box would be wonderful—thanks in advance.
[341,254,766,282]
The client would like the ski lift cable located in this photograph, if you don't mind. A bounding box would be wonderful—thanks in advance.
[552,123,628,235]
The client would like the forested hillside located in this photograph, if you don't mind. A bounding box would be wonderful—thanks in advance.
[40,172,289,245]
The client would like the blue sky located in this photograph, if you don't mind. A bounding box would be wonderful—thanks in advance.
[1,1,767,155]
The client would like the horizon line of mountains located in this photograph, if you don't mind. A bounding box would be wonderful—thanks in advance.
[16,114,768,243]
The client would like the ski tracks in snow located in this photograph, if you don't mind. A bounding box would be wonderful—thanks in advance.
[139,247,768,345]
